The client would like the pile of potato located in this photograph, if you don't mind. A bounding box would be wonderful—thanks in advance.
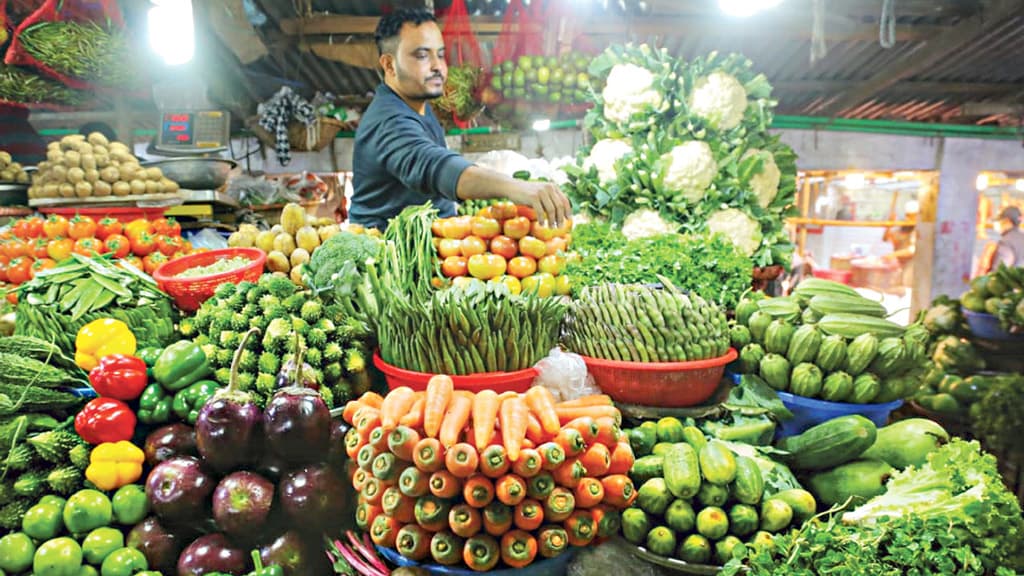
[0,151,29,183]
[28,132,181,199]
[228,203,342,286]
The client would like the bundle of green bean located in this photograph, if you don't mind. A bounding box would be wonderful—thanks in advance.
[378,282,567,374]
[564,280,731,362]
[379,204,441,303]
[0,65,89,106]
[434,64,483,120]
[20,21,133,85]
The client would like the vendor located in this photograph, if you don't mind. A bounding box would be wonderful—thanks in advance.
[883,200,918,287]
[350,9,570,231]
[977,206,1024,275]
[0,104,46,165]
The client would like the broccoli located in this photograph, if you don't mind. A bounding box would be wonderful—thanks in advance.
[199,343,219,364]
[249,314,271,332]
[264,304,289,321]
[230,312,250,331]
[345,348,367,374]
[236,280,257,295]
[178,318,196,338]
[213,282,237,300]
[258,294,281,310]
[283,294,305,314]
[324,361,343,382]
[238,350,257,373]
[214,348,234,368]
[337,317,372,340]
[240,304,257,319]
[258,352,281,375]
[218,330,240,350]
[316,318,337,334]
[291,318,309,336]
[214,367,232,385]
[259,275,295,299]
[226,292,247,311]
[318,385,335,408]
[194,334,211,347]
[263,318,293,354]
[305,231,383,294]
[305,347,323,367]
[301,300,324,324]
[324,342,344,364]
[306,367,324,386]
[192,310,212,332]
[332,379,353,404]
[245,285,265,304]
[236,371,255,391]
[308,328,328,350]
[255,372,277,397]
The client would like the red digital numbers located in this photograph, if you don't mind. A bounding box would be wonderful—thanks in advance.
[166,113,190,122]
[176,134,190,142]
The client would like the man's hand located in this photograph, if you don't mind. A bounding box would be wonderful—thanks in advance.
[507,180,572,228]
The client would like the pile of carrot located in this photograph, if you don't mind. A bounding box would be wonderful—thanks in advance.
[341,376,637,572]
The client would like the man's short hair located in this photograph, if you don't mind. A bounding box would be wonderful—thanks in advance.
[375,8,437,56]
[999,206,1022,226]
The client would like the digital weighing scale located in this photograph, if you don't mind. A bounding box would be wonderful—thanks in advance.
[154,109,232,156]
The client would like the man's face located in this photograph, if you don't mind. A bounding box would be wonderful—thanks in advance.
[998,217,1015,234]
[381,21,447,101]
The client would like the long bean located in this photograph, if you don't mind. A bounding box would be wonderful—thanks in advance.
[20,21,133,85]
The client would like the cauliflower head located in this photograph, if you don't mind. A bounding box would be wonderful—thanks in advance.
[743,149,781,208]
[659,141,717,203]
[583,139,634,185]
[706,208,762,257]
[602,63,664,124]
[688,71,748,131]
[622,208,677,240]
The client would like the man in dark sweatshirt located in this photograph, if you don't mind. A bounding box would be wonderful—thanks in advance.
[350,8,570,231]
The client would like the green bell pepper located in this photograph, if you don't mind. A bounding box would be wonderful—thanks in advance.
[153,340,211,392]
[172,380,219,424]
[136,347,163,379]
[137,383,172,424]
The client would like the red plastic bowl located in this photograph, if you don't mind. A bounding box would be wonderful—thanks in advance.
[582,348,738,408]
[373,350,537,393]
[813,269,853,284]
[153,248,266,312]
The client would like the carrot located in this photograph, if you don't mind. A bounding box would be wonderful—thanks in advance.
[563,416,600,446]
[543,487,575,522]
[462,534,500,572]
[521,438,535,450]
[357,444,382,471]
[495,474,528,507]
[525,413,546,445]
[594,416,620,448]
[579,443,612,477]
[463,474,495,508]
[574,477,605,509]
[399,466,430,498]
[449,503,483,538]
[413,437,445,473]
[429,470,463,499]
[513,499,545,531]
[552,457,586,489]
[382,486,416,523]
[354,408,381,434]
[370,513,402,548]
[537,442,566,471]
[555,404,621,425]
[359,391,385,408]
[352,467,370,491]
[525,386,560,436]
[389,425,422,462]
[439,392,473,448]
[478,445,511,479]
[414,495,452,532]
[564,510,597,547]
[526,471,556,500]
[362,476,386,506]
[553,427,585,458]
[607,441,635,475]
[424,375,455,439]
[591,504,622,538]
[482,501,513,537]
[537,525,568,559]
[500,529,538,569]
[445,443,480,478]
[342,399,365,424]
[399,394,426,428]
[355,501,382,532]
[555,395,612,409]
[600,475,636,508]
[381,386,417,429]
[344,426,365,460]
[500,395,529,462]
[511,448,542,478]
[368,426,389,450]
[472,389,501,451]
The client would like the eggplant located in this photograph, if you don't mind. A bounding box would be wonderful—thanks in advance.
[145,456,214,524]
[279,463,348,533]
[327,419,350,469]
[144,424,198,467]
[263,386,330,467]
[275,332,318,390]
[212,471,275,538]
[177,533,249,576]
[259,530,322,576]
[195,328,263,473]
[127,516,182,574]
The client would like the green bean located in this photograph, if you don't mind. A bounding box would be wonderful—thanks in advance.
[20,21,133,85]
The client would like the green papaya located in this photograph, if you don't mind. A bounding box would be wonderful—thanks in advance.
[731,325,752,349]
[843,333,878,376]
[766,489,817,523]
[860,418,949,470]
[807,459,894,507]
[699,440,737,486]
[850,373,881,404]
[748,311,772,343]
[869,337,907,377]
[735,298,761,327]
[739,343,766,374]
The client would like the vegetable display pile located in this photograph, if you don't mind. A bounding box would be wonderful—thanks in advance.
[434,63,484,123]
[0,150,29,183]
[732,278,927,404]
[486,52,593,107]
[20,21,134,86]
[566,222,753,310]
[175,256,252,278]
[622,417,816,566]
[0,64,90,107]
[341,379,636,571]
[563,45,797,268]
[961,263,1024,333]
[968,372,1024,456]
[564,281,730,363]
[29,133,179,200]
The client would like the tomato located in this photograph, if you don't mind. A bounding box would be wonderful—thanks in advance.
[531,221,558,242]
[6,291,17,305]
[521,273,556,298]
[0,532,35,573]
[492,201,519,221]
[16,216,44,239]
[0,260,7,283]
[121,255,144,270]
[155,234,183,256]
[438,238,463,259]
[555,217,574,237]
[441,256,469,278]
[68,215,97,240]
[538,254,566,276]
[11,219,31,240]
[103,234,131,259]
[31,238,50,259]
[32,536,82,576]
[73,238,104,256]
[460,235,487,257]
[43,214,69,239]
[6,257,32,284]
[431,218,447,238]
[2,239,27,259]
[555,274,572,296]
[545,236,569,256]
[517,205,538,220]
[100,547,148,576]
[47,237,74,262]
[143,252,169,275]
[490,275,522,295]
[518,236,548,260]
[95,217,123,241]
[471,217,501,240]
[32,258,57,275]
[152,217,181,237]
[442,216,472,240]
[508,256,537,279]
[467,253,507,280]
[130,233,156,257]
[489,235,519,260]
[124,219,152,241]
[503,216,532,240]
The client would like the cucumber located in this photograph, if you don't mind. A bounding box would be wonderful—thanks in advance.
[696,506,729,541]
[652,442,675,457]
[759,499,793,532]
[646,526,677,557]
[663,443,701,499]
[776,414,877,471]
[766,489,817,523]
[730,455,764,505]
[682,426,708,452]
[629,455,664,485]
[697,482,729,508]
[678,534,712,564]
[664,499,696,533]
[621,508,651,545]
[715,535,745,565]
[807,459,893,507]
[656,417,686,443]
[727,503,759,537]
[637,478,672,516]
[699,440,737,486]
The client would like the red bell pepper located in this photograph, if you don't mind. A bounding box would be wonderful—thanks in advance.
[75,398,137,445]
[88,355,148,401]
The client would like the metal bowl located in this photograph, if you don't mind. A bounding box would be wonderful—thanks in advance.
[0,183,29,207]
[141,158,238,190]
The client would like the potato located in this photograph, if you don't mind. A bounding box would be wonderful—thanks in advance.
[75,181,92,198]
[8,162,20,172]
[0,151,8,166]
[109,141,129,152]
[63,150,81,168]
[92,145,108,156]
[84,169,100,184]
[93,181,112,197]
[67,167,86,184]
[290,264,305,287]
[76,143,93,155]
[81,154,97,171]
[87,132,109,147]
[318,224,341,242]
[94,154,110,169]
[43,183,59,198]
[145,181,160,195]
[100,167,120,183]
[161,178,179,193]
[266,251,290,273]
[16,172,28,184]
[273,233,297,255]
[112,181,131,196]
[46,149,63,163]
[119,164,137,181]
[270,224,284,235]
[50,165,67,183]
[111,151,134,164]
[60,135,84,150]
[58,183,75,198]
[129,179,146,195]
[238,223,259,236]
[0,170,12,182]
[145,167,163,181]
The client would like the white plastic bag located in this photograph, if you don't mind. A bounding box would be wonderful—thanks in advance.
[533,347,600,402]
[187,228,229,251]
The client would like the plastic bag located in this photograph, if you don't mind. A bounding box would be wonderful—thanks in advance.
[186,228,229,251]
[226,174,297,207]
[283,171,327,202]
[569,540,664,576]
[533,347,600,402]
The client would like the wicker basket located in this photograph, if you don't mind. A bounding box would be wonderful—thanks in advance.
[287,117,349,152]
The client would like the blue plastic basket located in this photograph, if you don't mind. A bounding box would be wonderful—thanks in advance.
[963,309,1024,342]
[70,387,98,399]
[776,391,902,438]
[377,545,576,575]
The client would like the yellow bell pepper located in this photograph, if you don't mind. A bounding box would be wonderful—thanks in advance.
[75,318,137,371]
[85,441,145,491]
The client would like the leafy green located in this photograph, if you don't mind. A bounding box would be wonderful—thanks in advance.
[970,373,1024,457]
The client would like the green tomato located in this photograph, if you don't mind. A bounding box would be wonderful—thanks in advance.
[23,502,65,540]
[40,495,68,511]
[33,537,83,576]
[63,490,113,536]
[78,566,100,576]
[0,532,36,573]
[100,548,148,576]
[111,485,149,526]
[82,527,125,565]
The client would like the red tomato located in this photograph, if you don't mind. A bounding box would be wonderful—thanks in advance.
[489,235,519,260]
[470,217,501,240]
[518,236,548,260]
[517,205,538,221]
[180,239,193,254]
[124,219,152,241]
[531,221,558,242]
[67,215,97,240]
[490,275,522,295]
[11,219,31,240]
[441,256,469,278]
[104,234,131,259]
[503,217,531,240]
[2,239,27,259]
[441,216,472,240]
[508,256,537,279]
[143,252,169,275]
[131,233,156,257]
[95,217,123,240]
[16,217,44,239]
[31,258,56,274]
[437,238,463,259]
[5,292,16,305]
[491,201,519,221]
[47,238,74,262]
[31,238,50,259]
[545,237,569,256]
[431,219,446,238]
[467,253,507,280]
[73,238,104,256]
[538,254,566,276]
[43,215,69,239]
[460,236,487,258]
[152,217,181,237]
[155,234,184,257]
[6,257,32,284]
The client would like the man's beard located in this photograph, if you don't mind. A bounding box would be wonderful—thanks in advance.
[397,67,445,100]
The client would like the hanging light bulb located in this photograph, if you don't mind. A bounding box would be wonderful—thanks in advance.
[718,0,783,17]
[149,0,194,66]
[976,173,990,191]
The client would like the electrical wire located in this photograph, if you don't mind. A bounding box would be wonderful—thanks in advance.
[880,0,896,48]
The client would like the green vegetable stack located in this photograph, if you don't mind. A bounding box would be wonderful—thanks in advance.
[564,280,730,362]
[489,52,592,106]
[732,278,928,404]
[187,274,373,408]
[961,263,1024,333]
[434,63,484,124]
[20,21,135,86]
[0,64,90,107]
[622,417,816,566]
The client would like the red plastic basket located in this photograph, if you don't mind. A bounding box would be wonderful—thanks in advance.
[39,206,168,223]
[373,350,537,393]
[813,269,853,284]
[582,348,738,408]
[152,248,266,312]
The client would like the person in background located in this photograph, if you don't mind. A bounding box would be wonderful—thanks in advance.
[883,200,919,287]
[0,105,46,165]
[78,121,119,143]
[977,206,1024,275]
[350,8,570,232]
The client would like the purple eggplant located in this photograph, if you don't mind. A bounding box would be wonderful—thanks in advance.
[275,332,319,390]
[195,328,263,473]
[279,463,348,533]
[145,456,214,523]
[127,516,182,574]
[258,530,321,576]
[177,533,249,576]
[212,471,275,538]
[326,419,350,469]
[144,424,198,467]
[263,386,330,467]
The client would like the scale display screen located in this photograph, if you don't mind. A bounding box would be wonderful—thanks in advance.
[161,113,195,145]
[156,110,230,152]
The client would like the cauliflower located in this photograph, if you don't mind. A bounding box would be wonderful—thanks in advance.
[622,208,677,240]
[743,149,781,208]
[602,63,664,124]
[688,71,748,131]
[659,141,717,203]
[706,208,762,256]
[583,139,633,185]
